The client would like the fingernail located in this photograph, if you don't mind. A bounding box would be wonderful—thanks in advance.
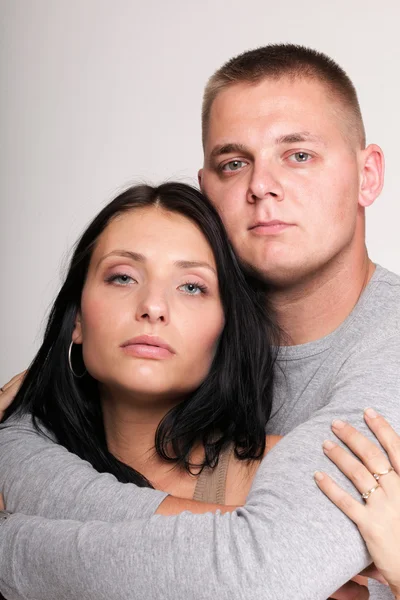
[323,440,336,450]
[314,471,324,482]
[365,408,378,419]
[332,419,346,429]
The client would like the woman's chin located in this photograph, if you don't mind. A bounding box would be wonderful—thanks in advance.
[100,380,186,408]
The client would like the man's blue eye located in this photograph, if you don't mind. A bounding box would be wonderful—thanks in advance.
[290,152,311,162]
[222,160,246,172]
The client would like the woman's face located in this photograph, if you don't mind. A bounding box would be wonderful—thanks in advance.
[73,206,225,406]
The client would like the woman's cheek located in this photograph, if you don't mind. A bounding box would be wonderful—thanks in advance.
[193,307,225,368]
[81,292,126,338]
[79,296,123,374]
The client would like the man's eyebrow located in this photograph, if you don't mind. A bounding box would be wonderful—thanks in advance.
[210,143,250,159]
[209,135,325,160]
[174,260,217,275]
[96,250,146,269]
[275,132,326,145]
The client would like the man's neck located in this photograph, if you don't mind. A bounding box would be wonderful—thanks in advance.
[270,250,375,346]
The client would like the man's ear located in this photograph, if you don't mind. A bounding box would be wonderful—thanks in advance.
[72,312,83,345]
[358,144,385,208]
[198,168,203,190]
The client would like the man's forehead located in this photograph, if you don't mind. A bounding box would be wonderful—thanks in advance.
[212,76,327,111]
[225,73,329,97]
[205,78,343,152]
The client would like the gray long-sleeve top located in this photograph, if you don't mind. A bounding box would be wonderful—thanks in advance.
[0,265,399,600]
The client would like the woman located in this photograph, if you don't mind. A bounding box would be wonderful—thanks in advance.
[1,181,279,507]
[0,182,399,599]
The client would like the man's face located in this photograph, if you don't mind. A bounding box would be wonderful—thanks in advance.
[200,77,364,286]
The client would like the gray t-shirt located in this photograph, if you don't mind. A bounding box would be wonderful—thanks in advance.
[0,264,399,600]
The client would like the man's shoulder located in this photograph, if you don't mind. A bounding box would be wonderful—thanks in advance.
[329,265,400,376]
[370,264,400,299]
[347,264,400,343]
[316,264,400,376]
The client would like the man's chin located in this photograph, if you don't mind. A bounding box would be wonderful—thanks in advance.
[238,257,310,291]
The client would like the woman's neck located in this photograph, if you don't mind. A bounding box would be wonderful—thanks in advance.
[101,391,201,495]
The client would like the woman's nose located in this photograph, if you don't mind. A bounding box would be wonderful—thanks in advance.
[135,287,170,324]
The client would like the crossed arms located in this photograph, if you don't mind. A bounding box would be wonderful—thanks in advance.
[0,338,399,599]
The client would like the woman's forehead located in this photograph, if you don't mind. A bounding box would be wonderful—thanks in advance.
[91,206,218,268]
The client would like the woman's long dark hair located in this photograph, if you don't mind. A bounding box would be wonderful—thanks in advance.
[4,183,278,487]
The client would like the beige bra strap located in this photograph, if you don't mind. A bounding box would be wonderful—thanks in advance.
[192,444,233,505]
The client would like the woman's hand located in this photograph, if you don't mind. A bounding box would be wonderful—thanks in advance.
[315,408,400,599]
[0,371,25,420]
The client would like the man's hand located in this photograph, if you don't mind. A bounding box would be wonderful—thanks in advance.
[0,371,25,420]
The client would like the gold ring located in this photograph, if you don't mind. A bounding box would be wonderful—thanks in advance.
[361,483,380,500]
[373,467,395,481]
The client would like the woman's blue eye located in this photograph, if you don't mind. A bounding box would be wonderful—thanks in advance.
[289,152,311,163]
[221,160,246,172]
[107,274,135,285]
[179,283,206,295]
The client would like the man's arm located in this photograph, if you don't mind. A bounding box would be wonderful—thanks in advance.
[1,337,399,599]
[0,416,167,519]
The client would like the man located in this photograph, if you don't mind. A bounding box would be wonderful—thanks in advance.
[0,45,399,599]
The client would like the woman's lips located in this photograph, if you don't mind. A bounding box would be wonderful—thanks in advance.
[120,335,175,360]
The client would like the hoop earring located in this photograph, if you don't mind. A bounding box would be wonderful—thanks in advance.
[68,341,87,378]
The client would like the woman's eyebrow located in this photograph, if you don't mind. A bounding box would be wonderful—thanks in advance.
[174,260,217,275]
[95,252,216,275]
[95,250,145,270]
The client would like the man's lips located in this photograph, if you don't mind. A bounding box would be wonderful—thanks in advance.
[249,220,294,235]
[120,335,175,359]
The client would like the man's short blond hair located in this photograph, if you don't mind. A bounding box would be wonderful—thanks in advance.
[202,44,366,149]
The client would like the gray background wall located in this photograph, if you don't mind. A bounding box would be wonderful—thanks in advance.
[1,0,400,382]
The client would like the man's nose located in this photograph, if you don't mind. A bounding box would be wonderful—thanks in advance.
[135,286,170,324]
[247,163,284,203]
